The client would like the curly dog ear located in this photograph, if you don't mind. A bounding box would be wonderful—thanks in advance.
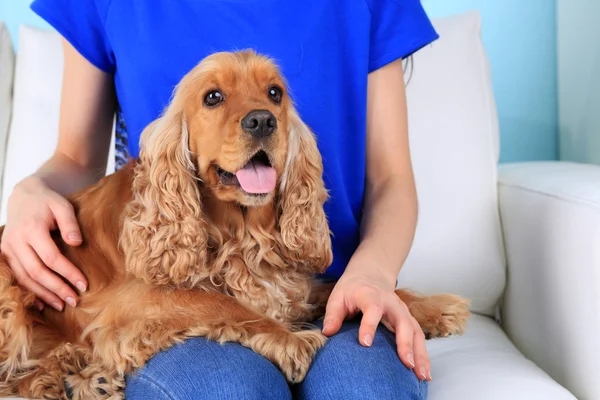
[277,107,333,274]
[121,99,209,287]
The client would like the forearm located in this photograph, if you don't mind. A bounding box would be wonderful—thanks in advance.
[346,176,417,287]
[25,38,116,197]
[30,152,108,196]
[343,58,417,287]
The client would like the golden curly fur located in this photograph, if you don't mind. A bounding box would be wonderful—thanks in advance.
[0,51,470,400]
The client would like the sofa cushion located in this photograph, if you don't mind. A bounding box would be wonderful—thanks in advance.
[427,315,576,400]
[0,22,15,209]
[400,11,506,316]
[0,26,115,224]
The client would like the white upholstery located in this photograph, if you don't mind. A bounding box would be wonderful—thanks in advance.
[0,26,115,225]
[0,10,587,400]
[428,315,575,400]
[402,11,505,317]
[0,22,14,204]
[499,161,600,400]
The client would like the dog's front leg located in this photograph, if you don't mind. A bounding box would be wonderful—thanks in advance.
[395,289,471,338]
[85,282,326,384]
[307,282,471,339]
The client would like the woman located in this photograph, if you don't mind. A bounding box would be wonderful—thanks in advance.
[1,0,439,398]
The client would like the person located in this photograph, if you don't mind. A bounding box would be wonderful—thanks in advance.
[1,1,439,398]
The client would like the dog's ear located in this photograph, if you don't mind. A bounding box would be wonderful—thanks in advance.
[121,103,209,286]
[277,106,333,274]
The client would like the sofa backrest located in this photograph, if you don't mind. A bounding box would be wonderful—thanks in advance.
[398,11,506,316]
[0,11,506,316]
[0,26,115,226]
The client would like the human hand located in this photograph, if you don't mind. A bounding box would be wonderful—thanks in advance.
[0,176,87,311]
[322,265,431,381]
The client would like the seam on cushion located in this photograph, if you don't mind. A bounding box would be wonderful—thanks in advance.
[471,10,507,273]
[499,182,600,209]
[130,374,176,400]
[474,11,500,164]
[472,10,501,196]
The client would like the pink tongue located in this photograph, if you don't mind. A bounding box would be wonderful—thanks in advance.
[235,160,277,194]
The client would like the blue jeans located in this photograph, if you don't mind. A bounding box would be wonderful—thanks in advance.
[126,319,427,399]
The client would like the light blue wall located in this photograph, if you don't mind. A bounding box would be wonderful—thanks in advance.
[424,0,558,162]
[1,0,558,163]
[0,0,49,48]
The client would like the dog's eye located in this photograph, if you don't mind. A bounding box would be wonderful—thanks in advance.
[204,90,224,107]
[268,86,283,104]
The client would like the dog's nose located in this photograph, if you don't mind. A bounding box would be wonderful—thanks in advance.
[241,110,277,138]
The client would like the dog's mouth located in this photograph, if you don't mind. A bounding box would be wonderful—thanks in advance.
[216,150,276,195]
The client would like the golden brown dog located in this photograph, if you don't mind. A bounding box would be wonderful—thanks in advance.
[0,51,470,400]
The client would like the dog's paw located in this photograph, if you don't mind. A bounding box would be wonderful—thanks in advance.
[402,293,471,339]
[258,329,325,384]
[419,294,471,339]
[64,373,125,400]
[280,330,326,383]
[250,329,326,383]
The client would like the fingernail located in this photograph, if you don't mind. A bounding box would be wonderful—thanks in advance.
[52,302,63,311]
[407,353,415,367]
[363,334,373,347]
[37,302,45,311]
[322,321,330,333]
[76,281,87,292]
[65,297,76,308]
[428,372,433,381]
[68,233,82,242]
[419,367,427,380]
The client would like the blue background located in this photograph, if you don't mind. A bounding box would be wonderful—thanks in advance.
[0,0,558,163]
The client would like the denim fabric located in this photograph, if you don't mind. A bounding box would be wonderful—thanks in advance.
[126,320,427,400]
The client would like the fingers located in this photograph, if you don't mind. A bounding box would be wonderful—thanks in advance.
[395,318,415,369]
[49,196,83,246]
[352,288,385,347]
[322,292,347,336]
[34,298,45,311]
[385,298,431,381]
[358,303,383,347]
[30,229,87,292]
[6,251,64,311]
[381,318,395,333]
[411,320,431,381]
[13,243,79,309]
[1,179,85,309]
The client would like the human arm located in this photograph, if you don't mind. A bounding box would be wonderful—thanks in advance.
[322,58,430,380]
[0,39,116,310]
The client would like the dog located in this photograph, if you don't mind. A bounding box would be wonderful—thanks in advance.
[0,50,470,399]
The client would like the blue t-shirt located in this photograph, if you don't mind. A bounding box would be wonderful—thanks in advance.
[31,0,438,280]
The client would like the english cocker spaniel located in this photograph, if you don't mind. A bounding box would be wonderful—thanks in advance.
[0,51,470,400]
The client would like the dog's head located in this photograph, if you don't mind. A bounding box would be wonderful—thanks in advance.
[122,51,333,286]
[181,51,291,207]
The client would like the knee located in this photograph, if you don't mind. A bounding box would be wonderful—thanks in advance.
[126,337,291,400]
[300,359,426,400]
[126,374,173,400]
[297,320,427,400]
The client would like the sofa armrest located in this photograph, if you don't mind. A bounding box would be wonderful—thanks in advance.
[498,161,600,400]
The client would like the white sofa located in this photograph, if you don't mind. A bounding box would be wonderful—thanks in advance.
[0,11,597,400]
